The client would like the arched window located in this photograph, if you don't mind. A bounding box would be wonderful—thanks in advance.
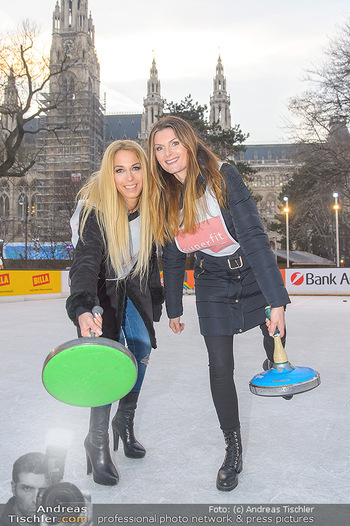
[0,193,9,217]
[266,175,274,187]
[266,198,276,217]
[69,0,73,26]
[62,75,76,103]
[251,175,259,187]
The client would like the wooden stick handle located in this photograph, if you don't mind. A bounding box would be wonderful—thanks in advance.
[273,335,289,364]
[265,305,289,364]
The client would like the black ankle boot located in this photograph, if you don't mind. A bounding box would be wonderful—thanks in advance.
[112,392,146,458]
[84,406,119,486]
[216,427,243,491]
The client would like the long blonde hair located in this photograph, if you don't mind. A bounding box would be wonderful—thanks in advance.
[77,140,153,279]
[147,116,226,244]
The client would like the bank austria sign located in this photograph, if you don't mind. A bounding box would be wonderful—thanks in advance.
[285,268,350,294]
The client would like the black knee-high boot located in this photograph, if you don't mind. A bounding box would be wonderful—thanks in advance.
[112,391,146,458]
[84,406,119,486]
[216,427,243,491]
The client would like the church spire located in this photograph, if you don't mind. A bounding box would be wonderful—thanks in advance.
[53,1,91,34]
[49,0,99,98]
[139,56,164,140]
[1,68,19,133]
[209,55,231,130]
[41,0,103,190]
[4,68,18,106]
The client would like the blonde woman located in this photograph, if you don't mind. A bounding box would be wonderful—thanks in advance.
[66,140,163,486]
[148,116,290,491]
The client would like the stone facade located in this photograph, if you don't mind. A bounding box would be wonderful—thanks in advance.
[1,0,105,251]
[35,0,104,242]
[0,6,293,251]
[235,145,296,242]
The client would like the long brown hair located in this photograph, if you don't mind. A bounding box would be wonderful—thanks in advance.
[148,115,226,244]
[78,140,153,279]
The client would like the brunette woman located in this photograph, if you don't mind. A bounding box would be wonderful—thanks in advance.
[148,116,290,491]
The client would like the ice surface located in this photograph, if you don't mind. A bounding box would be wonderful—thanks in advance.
[1,294,349,504]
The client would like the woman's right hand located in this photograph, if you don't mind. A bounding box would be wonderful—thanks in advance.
[78,312,103,337]
[169,317,185,334]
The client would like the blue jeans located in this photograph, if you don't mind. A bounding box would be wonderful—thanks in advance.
[119,296,151,393]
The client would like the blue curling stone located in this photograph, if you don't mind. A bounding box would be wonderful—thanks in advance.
[249,365,321,397]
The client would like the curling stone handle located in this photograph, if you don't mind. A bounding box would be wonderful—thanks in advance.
[265,305,280,337]
[265,305,289,364]
[92,305,104,317]
[90,305,104,337]
[273,336,289,364]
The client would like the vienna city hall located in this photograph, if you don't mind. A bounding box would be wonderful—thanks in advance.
[0,0,296,261]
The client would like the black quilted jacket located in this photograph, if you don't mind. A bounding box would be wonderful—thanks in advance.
[66,210,164,348]
[162,163,290,335]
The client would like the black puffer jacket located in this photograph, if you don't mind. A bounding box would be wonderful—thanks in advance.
[66,210,164,348]
[162,163,290,336]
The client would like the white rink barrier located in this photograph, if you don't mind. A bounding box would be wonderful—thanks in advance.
[285,268,350,295]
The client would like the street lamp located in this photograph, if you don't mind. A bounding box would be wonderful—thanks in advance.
[18,195,29,261]
[333,192,340,267]
[283,196,290,268]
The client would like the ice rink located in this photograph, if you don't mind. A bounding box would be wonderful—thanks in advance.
[1,293,349,505]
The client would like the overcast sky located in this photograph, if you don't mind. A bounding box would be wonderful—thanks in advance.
[1,0,350,144]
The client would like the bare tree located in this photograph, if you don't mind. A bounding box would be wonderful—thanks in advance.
[277,20,350,263]
[0,20,77,179]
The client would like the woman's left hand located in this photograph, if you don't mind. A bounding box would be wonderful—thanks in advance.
[169,317,185,334]
[266,306,285,338]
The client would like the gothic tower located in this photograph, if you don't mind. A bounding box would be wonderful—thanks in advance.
[139,58,164,141]
[0,69,18,239]
[50,0,100,99]
[209,55,231,130]
[38,0,104,242]
[1,68,18,136]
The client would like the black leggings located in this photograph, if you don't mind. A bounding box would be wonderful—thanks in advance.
[204,324,286,430]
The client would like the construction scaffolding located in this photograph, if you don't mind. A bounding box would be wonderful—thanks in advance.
[36,89,104,243]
